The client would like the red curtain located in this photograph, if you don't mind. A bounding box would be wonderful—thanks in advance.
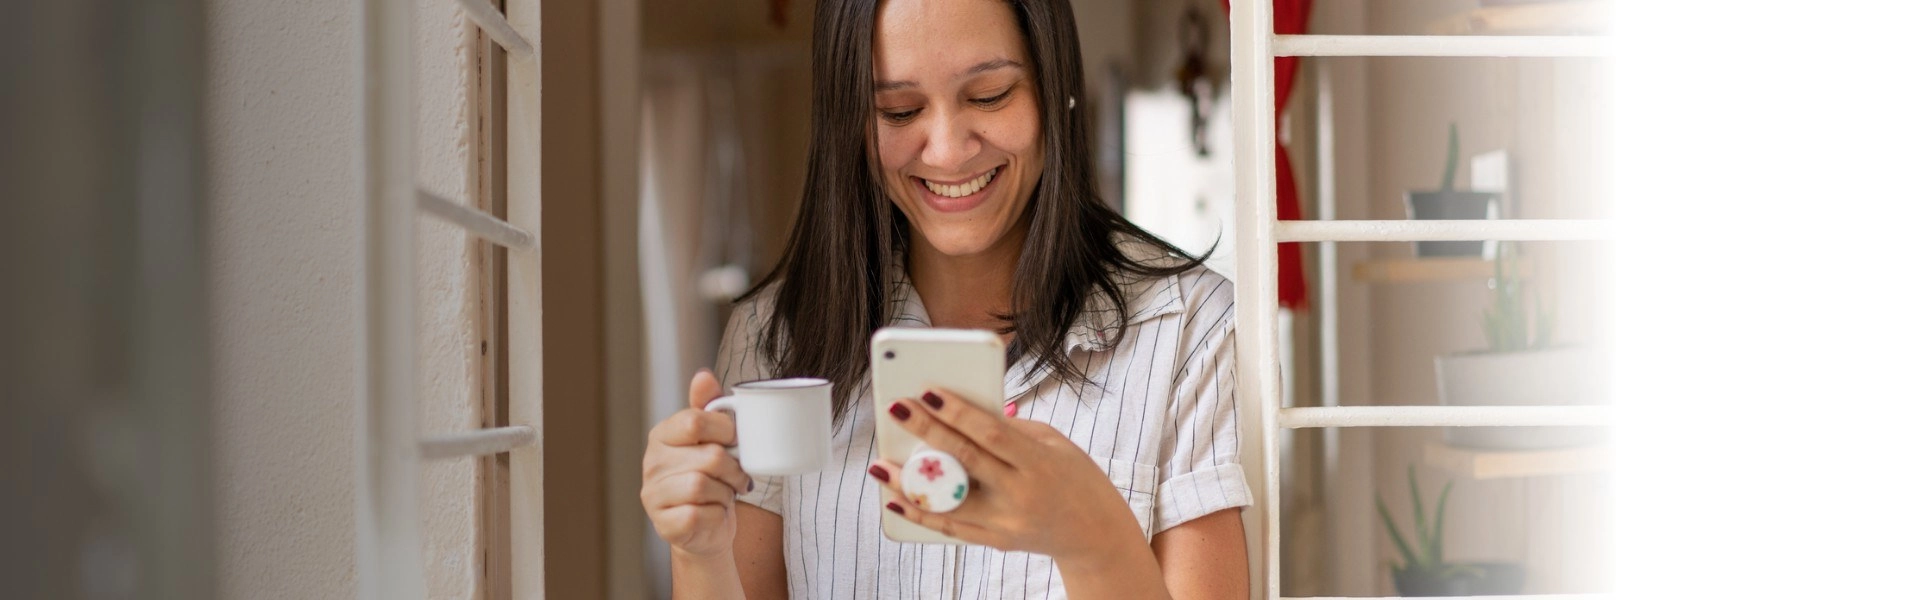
[1223,0,1313,311]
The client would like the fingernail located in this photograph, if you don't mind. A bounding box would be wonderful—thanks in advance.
[922,391,944,410]
[886,502,905,515]
[748,479,755,492]
[867,464,890,483]
[888,401,911,421]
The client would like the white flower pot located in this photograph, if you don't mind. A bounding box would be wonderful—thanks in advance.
[1434,345,1607,449]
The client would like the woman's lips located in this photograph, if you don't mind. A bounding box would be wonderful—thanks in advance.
[916,167,999,214]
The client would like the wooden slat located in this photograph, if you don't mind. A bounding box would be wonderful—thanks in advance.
[504,0,546,596]
[417,190,537,251]
[1275,219,1612,243]
[1351,256,1534,283]
[1229,0,1282,597]
[1277,406,1612,429]
[420,426,538,460]
[1272,34,1610,57]
[357,0,425,596]
[1424,441,1611,480]
[1426,1,1611,35]
[453,0,535,57]
[1285,595,1609,600]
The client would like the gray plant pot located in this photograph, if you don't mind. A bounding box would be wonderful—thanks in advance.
[1392,562,1527,597]
[1434,346,1608,449]
[1405,191,1499,258]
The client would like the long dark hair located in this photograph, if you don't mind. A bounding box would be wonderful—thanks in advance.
[744,0,1209,423]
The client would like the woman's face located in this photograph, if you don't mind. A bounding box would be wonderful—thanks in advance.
[871,0,1044,260]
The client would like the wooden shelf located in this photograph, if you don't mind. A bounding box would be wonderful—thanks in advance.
[1424,441,1610,480]
[1426,1,1612,36]
[1351,257,1531,284]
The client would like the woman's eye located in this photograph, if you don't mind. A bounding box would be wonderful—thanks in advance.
[970,89,1013,107]
[879,108,920,124]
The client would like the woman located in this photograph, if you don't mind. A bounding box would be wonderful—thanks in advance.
[640,0,1250,597]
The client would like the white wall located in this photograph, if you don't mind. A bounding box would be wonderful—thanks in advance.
[204,1,481,597]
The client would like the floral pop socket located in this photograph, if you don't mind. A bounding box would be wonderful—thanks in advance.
[900,445,969,513]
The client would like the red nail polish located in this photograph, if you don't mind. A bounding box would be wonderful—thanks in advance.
[888,402,911,421]
[922,391,944,410]
[886,502,905,515]
[868,464,890,483]
[748,479,755,493]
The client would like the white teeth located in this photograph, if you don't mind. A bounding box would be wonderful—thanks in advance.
[924,168,997,199]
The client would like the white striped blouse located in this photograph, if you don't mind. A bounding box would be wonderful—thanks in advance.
[716,241,1251,599]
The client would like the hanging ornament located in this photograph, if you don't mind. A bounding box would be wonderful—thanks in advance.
[1174,6,1216,156]
[769,0,790,29]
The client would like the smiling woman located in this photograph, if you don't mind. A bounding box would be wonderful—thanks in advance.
[638,0,1254,598]
[871,0,1044,261]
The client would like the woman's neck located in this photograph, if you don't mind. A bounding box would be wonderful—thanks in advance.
[905,230,1025,335]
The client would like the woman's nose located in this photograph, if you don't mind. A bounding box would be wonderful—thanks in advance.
[920,111,980,172]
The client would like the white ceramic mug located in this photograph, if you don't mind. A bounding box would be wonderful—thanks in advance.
[703,377,833,475]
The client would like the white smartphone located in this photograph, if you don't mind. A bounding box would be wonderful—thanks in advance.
[870,327,1007,545]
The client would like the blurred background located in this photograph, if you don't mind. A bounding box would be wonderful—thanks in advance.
[4,0,1916,598]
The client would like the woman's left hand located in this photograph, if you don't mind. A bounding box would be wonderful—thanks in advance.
[868,389,1145,564]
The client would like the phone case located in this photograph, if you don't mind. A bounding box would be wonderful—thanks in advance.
[870,327,1006,545]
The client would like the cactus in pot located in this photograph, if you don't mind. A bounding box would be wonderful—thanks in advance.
[1406,122,1499,257]
[1481,241,1554,353]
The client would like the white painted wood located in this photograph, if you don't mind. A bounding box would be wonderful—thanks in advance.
[1273,219,1612,242]
[1284,595,1607,600]
[356,0,424,596]
[417,190,537,251]
[1272,34,1610,57]
[1276,406,1611,429]
[1229,0,1281,597]
[504,0,546,596]
[1313,60,1339,416]
[420,425,538,459]
[453,0,535,57]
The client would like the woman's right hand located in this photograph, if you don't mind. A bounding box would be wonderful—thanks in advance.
[641,370,753,559]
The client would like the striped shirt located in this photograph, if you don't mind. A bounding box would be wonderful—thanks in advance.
[716,240,1250,599]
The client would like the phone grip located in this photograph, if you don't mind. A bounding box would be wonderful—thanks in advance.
[901,444,968,513]
[702,396,741,459]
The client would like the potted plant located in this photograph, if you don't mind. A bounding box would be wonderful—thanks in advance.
[1434,242,1607,449]
[1405,123,1499,258]
[1377,465,1526,596]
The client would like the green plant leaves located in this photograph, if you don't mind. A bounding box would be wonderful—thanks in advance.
[1431,479,1454,563]
[1378,465,1459,575]
[1376,493,1419,569]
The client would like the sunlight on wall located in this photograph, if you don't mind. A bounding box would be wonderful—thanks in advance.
[1123,89,1239,280]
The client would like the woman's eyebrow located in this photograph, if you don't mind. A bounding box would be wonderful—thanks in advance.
[874,58,1025,92]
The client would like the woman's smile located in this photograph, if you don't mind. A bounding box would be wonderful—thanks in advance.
[914,166,1000,213]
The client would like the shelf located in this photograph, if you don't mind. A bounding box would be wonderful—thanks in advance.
[1426,1,1612,36]
[1424,441,1610,480]
[1351,257,1532,284]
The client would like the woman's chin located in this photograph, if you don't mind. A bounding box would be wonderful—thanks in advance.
[919,229,1010,259]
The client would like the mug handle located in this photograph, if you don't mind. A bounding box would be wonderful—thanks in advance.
[702,396,741,458]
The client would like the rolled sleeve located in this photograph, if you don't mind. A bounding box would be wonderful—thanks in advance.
[1154,279,1252,534]
[1155,463,1252,534]
[736,473,785,515]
